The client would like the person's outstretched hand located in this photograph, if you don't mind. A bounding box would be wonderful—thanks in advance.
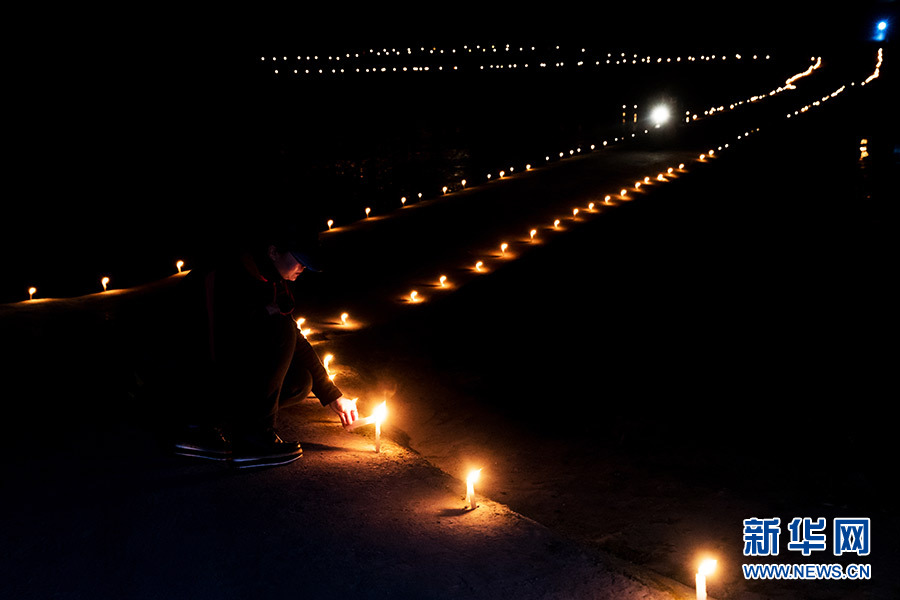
[329,396,359,427]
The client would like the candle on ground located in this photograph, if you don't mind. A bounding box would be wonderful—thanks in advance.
[374,401,387,453]
[340,313,349,326]
[176,260,184,274]
[28,287,36,300]
[101,276,110,292]
[466,469,482,510]
[696,559,717,600]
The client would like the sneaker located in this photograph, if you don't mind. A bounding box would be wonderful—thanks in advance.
[231,429,302,469]
[173,425,232,461]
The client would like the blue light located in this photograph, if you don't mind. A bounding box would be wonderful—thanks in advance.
[873,20,888,42]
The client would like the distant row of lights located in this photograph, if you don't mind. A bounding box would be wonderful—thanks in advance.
[687,56,821,122]
[263,45,773,76]
[13,49,884,305]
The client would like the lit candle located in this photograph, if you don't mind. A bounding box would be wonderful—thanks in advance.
[409,290,419,302]
[572,208,579,218]
[696,559,717,600]
[101,276,110,292]
[604,195,611,204]
[439,275,447,287]
[401,197,407,206]
[475,261,484,272]
[340,312,349,326]
[530,229,537,241]
[176,260,184,274]
[365,207,371,218]
[500,242,508,254]
[374,401,387,453]
[28,287,36,300]
[588,202,595,211]
[323,354,334,378]
[327,219,334,230]
[553,219,560,229]
[466,469,482,510]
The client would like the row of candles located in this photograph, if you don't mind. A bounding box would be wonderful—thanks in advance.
[320,317,718,599]
[15,48,882,303]
[312,55,822,233]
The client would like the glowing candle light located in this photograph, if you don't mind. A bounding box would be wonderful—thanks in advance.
[365,207,371,218]
[176,260,184,273]
[323,353,334,373]
[475,261,484,272]
[401,197,407,206]
[101,276,110,292]
[572,208,579,218]
[374,401,387,453]
[439,275,447,287]
[409,290,419,302]
[28,287,36,300]
[530,229,537,241]
[461,179,466,187]
[327,219,334,229]
[696,559,716,600]
[588,202,595,211]
[466,469,482,510]
[340,312,349,326]
[500,242,508,254]
[604,195,611,204]
[553,219,560,229]
[442,186,448,194]
[634,182,641,190]
[620,189,628,198]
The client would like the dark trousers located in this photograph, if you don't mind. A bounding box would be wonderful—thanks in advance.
[210,315,313,433]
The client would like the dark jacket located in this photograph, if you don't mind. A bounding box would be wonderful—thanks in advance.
[187,249,342,408]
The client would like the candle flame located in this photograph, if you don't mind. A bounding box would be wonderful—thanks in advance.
[500,242,508,253]
[475,261,484,272]
[176,260,184,273]
[530,229,537,240]
[101,276,110,291]
[327,219,334,229]
[340,312,349,325]
[28,287,36,300]
[410,290,419,302]
[374,401,387,423]
[699,559,717,576]
[467,468,482,485]
[365,207,371,217]
[439,275,447,286]
[323,354,333,372]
